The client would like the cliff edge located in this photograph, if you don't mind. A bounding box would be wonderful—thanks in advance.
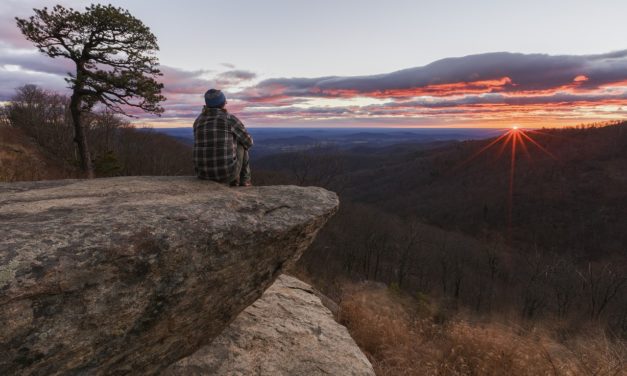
[0,177,338,375]
[166,274,375,376]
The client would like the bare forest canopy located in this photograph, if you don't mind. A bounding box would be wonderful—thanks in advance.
[252,121,627,337]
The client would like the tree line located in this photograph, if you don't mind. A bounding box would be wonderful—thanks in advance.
[2,85,192,178]
[298,201,626,337]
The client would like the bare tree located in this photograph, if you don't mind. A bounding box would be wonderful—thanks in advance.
[6,85,75,163]
[396,221,421,289]
[519,249,549,319]
[578,262,626,320]
[546,256,577,318]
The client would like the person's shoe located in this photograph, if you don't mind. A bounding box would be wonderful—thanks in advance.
[240,181,253,187]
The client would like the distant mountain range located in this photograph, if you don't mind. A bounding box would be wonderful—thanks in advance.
[151,127,501,158]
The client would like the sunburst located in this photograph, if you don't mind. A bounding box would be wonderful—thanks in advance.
[456,126,557,238]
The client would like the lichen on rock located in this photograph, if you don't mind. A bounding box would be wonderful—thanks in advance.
[0,176,338,375]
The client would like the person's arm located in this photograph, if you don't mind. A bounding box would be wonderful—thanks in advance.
[230,115,254,149]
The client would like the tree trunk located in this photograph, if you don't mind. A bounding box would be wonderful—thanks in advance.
[70,93,94,179]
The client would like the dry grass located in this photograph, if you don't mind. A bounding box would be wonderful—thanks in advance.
[0,127,77,182]
[339,282,626,376]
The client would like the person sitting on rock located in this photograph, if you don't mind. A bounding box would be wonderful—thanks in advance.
[193,89,253,186]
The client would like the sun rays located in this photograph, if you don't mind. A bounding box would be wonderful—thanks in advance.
[456,127,557,238]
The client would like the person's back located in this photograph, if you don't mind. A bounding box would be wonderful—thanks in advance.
[193,89,253,185]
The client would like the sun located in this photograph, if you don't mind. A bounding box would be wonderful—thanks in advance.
[455,126,556,240]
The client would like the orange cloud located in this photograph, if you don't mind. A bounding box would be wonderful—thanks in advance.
[313,77,514,98]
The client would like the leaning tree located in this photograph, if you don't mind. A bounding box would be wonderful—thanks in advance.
[16,4,165,178]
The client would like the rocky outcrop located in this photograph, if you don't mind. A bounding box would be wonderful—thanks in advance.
[0,177,338,375]
[165,275,375,376]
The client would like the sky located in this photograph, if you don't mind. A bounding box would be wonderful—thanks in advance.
[1,0,626,128]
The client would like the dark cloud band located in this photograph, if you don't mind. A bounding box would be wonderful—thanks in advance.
[240,51,627,100]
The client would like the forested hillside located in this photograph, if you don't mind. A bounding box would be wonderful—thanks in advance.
[255,123,627,328]
[252,123,627,374]
[1,85,192,181]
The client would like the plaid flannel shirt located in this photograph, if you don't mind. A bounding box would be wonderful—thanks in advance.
[193,106,253,182]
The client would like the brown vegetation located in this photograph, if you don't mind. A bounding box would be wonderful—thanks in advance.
[338,282,626,376]
[0,85,192,182]
[0,126,77,181]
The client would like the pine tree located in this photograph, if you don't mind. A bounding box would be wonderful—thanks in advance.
[16,4,165,178]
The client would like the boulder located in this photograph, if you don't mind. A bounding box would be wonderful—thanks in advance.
[165,274,375,376]
[0,177,338,375]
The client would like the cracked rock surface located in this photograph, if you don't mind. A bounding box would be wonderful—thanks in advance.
[165,274,375,376]
[0,177,338,375]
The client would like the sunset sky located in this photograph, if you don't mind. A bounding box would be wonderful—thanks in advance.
[1,0,626,128]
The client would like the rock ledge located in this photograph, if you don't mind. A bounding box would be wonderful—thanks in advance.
[166,275,375,376]
[0,177,338,375]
